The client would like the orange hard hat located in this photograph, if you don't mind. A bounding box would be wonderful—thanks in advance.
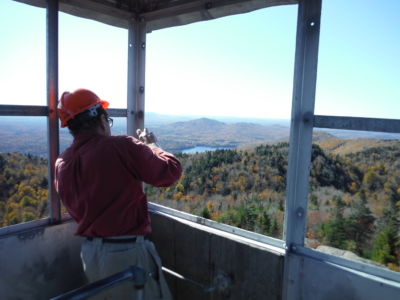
[58,89,109,128]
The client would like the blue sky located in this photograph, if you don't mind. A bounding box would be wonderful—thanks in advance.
[0,0,399,120]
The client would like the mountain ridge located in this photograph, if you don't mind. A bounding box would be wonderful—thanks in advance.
[0,116,399,155]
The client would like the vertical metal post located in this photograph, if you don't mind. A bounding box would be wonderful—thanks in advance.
[127,19,146,136]
[283,0,321,299]
[47,0,61,223]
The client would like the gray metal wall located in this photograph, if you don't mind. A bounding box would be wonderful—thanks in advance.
[0,221,85,300]
[150,212,285,300]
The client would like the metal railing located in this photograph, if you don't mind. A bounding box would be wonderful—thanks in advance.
[50,265,232,300]
[50,266,147,300]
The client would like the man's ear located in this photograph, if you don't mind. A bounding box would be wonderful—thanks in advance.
[99,114,107,131]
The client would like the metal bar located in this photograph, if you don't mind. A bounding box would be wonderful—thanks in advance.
[314,115,400,134]
[283,0,322,299]
[0,218,50,238]
[50,266,146,300]
[0,105,48,116]
[47,0,61,224]
[284,0,321,253]
[295,246,400,284]
[107,108,127,118]
[0,214,72,238]
[127,19,146,137]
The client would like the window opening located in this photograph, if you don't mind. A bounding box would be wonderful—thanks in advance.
[314,0,400,119]
[306,129,400,272]
[307,0,400,273]
[0,1,48,228]
[58,12,128,109]
[0,0,46,106]
[145,6,297,240]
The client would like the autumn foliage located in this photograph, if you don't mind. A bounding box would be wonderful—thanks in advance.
[1,140,399,271]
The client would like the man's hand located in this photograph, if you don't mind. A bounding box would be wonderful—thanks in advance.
[136,128,158,146]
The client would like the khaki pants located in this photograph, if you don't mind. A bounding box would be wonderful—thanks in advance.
[81,236,173,300]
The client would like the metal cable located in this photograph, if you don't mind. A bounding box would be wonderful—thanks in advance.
[161,266,231,293]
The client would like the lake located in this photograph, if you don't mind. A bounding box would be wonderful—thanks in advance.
[182,146,234,154]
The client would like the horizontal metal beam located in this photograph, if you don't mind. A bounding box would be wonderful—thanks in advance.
[0,104,48,116]
[107,108,127,117]
[295,246,400,284]
[0,214,72,238]
[0,105,126,118]
[0,218,50,237]
[314,115,400,134]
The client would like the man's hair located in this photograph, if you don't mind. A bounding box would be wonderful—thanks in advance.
[67,106,108,136]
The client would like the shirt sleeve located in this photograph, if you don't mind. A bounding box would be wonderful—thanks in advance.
[117,136,182,187]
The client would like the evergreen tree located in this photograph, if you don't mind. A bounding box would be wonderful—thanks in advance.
[370,223,398,265]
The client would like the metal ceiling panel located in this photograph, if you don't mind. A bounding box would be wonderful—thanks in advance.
[14,0,296,30]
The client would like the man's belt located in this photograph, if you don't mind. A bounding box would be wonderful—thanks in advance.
[86,236,146,243]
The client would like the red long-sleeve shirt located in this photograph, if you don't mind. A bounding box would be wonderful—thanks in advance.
[54,133,182,237]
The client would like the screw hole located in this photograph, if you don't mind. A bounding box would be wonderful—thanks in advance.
[205,2,212,9]
[310,21,315,27]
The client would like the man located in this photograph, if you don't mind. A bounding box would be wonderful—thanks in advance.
[55,88,182,299]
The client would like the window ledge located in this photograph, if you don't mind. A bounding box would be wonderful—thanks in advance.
[0,214,73,238]
[149,202,285,255]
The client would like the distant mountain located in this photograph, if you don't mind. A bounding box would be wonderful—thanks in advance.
[163,118,226,132]
[145,113,290,127]
[312,130,338,142]
[145,112,196,125]
[154,117,290,151]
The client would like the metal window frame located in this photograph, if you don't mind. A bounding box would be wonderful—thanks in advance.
[282,0,322,298]
[282,0,400,297]
[47,0,61,223]
[127,18,146,136]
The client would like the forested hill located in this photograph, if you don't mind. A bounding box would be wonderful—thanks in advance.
[0,153,48,225]
[317,137,400,156]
